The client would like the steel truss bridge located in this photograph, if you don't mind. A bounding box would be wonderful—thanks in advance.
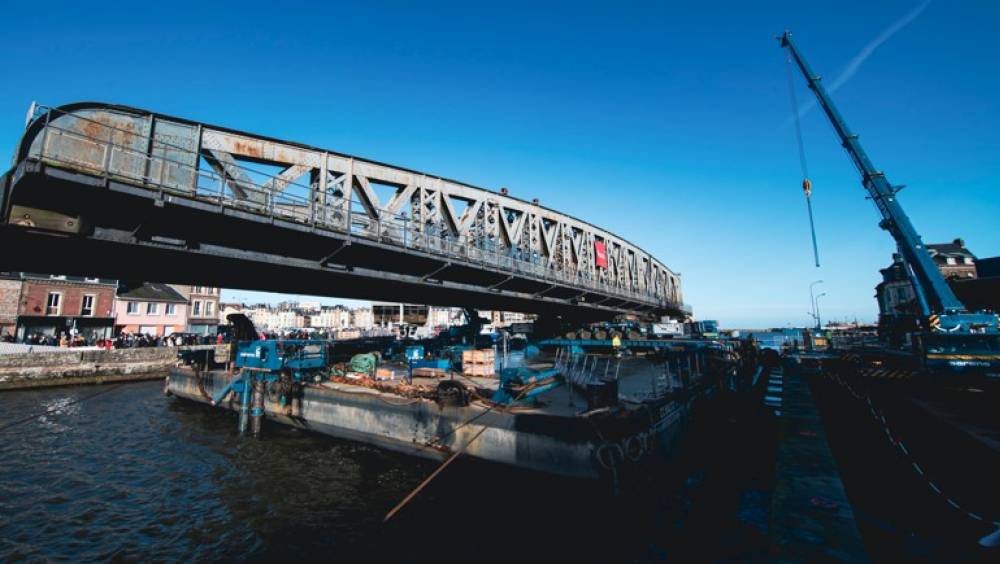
[0,102,688,320]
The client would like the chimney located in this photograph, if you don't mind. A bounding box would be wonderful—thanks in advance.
[953,238,965,248]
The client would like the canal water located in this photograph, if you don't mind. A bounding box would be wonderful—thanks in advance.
[0,378,773,561]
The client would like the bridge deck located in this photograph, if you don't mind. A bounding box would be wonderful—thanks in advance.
[1,102,688,319]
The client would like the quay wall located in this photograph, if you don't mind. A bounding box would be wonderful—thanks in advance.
[0,346,223,390]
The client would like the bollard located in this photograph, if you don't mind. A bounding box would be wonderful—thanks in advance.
[238,374,252,435]
[250,377,266,438]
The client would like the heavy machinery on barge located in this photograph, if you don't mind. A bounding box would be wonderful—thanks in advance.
[168,314,754,481]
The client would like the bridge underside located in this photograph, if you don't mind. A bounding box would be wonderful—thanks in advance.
[2,162,678,321]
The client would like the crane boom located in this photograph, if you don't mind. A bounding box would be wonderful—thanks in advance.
[779,31,965,316]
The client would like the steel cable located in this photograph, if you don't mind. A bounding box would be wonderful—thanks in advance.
[785,54,821,267]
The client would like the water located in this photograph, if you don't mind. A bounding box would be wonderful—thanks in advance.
[0,378,772,561]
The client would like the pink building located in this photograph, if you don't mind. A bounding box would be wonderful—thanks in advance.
[114,283,189,337]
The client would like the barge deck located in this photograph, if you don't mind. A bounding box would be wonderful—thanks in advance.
[167,353,722,479]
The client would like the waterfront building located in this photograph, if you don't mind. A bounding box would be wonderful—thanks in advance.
[113,283,189,337]
[0,272,22,338]
[212,302,376,334]
[217,303,245,324]
[170,285,221,336]
[875,238,985,346]
[7,273,118,342]
[350,307,374,329]
[299,301,322,312]
[372,302,427,326]
[486,310,534,329]
[311,306,351,329]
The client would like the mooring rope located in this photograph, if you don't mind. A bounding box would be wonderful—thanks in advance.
[383,384,535,522]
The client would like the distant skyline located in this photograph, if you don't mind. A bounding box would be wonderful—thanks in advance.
[2,1,997,327]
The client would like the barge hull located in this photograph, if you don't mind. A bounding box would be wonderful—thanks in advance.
[168,367,691,479]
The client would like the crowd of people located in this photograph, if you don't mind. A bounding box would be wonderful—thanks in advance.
[1,327,331,349]
[9,331,96,348]
[258,330,316,341]
[2,330,226,349]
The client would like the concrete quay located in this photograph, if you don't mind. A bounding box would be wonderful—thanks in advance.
[0,345,224,390]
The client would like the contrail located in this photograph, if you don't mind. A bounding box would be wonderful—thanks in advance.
[789,0,931,120]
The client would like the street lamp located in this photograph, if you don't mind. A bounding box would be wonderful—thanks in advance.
[815,292,827,330]
[809,280,824,328]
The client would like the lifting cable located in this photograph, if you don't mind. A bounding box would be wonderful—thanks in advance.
[785,54,821,268]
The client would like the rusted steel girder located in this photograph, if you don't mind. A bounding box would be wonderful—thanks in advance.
[7,102,688,317]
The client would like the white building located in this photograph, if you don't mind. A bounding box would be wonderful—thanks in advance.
[273,310,305,329]
[427,306,462,328]
[299,301,322,312]
[312,307,351,329]
[351,308,374,329]
[486,310,533,329]
[169,285,221,335]
[244,306,306,331]
[218,303,244,324]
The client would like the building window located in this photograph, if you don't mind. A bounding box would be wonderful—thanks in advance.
[166,303,176,316]
[193,301,202,316]
[85,277,100,283]
[49,275,67,280]
[205,301,214,317]
[81,295,95,317]
[964,257,973,265]
[147,303,159,315]
[946,257,956,265]
[127,302,139,315]
[46,292,62,316]
[896,287,908,302]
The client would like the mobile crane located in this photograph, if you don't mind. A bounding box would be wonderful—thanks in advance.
[779,31,1000,377]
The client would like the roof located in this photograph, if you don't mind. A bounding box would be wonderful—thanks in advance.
[117,282,188,303]
[927,238,975,261]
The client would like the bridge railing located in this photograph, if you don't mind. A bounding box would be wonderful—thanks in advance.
[24,106,675,309]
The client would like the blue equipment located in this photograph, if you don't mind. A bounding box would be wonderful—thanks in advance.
[404,345,425,361]
[212,339,329,435]
[687,320,719,339]
[780,32,1000,375]
[491,367,563,404]
[233,339,328,375]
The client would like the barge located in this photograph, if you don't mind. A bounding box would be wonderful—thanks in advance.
[167,336,749,480]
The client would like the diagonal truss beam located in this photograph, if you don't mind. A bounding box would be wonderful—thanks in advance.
[262,164,312,194]
[203,150,255,200]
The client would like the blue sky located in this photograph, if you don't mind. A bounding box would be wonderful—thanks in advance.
[2,1,997,327]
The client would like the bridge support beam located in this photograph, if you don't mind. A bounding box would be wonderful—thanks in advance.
[3,101,690,320]
[421,262,451,282]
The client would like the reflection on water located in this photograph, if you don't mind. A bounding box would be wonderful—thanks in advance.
[0,377,769,561]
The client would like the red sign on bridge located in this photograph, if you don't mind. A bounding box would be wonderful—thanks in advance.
[594,241,608,268]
